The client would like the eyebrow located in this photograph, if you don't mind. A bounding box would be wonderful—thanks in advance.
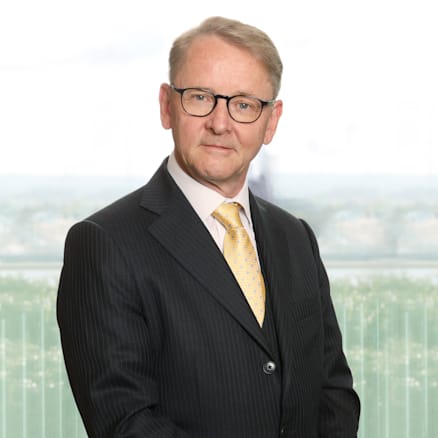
[188,86,264,98]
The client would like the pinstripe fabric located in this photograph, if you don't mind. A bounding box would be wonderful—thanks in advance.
[57,159,360,438]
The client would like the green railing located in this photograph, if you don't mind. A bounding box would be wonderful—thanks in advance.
[1,272,437,437]
[333,275,438,438]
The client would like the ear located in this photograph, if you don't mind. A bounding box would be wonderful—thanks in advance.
[263,99,283,145]
[159,83,172,130]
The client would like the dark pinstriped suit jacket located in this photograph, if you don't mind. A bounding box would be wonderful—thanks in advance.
[57,159,360,438]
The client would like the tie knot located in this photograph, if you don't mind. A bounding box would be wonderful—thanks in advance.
[212,202,243,230]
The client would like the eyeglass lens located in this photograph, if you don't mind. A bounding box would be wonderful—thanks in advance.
[181,89,263,123]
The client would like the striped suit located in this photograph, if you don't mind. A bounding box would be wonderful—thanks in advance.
[57,159,360,437]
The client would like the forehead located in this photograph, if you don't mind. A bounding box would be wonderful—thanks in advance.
[175,36,272,96]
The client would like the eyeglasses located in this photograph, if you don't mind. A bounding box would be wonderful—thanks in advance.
[170,84,275,124]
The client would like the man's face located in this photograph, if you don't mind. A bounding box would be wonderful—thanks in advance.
[159,35,283,197]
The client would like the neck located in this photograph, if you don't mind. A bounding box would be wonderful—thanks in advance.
[201,179,245,199]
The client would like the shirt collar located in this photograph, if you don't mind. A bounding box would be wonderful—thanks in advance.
[167,152,253,226]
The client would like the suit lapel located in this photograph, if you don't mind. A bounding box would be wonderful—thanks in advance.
[251,195,303,383]
[139,162,271,355]
[251,194,314,399]
[250,194,296,329]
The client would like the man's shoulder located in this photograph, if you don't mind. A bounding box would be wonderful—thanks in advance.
[83,161,172,227]
[253,195,321,260]
[86,185,147,225]
[64,184,155,250]
[253,195,304,228]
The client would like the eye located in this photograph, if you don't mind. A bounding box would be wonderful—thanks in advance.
[231,97,260,113]
[185,90,214,104]
[194,94,206,101]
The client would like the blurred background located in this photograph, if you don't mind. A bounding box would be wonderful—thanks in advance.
[1,0,437,436]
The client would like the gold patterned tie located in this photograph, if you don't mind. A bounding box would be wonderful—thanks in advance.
[212,202,266,326]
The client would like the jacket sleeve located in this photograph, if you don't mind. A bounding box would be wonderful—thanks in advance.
[300,220,361,438]
[56,220,189,438]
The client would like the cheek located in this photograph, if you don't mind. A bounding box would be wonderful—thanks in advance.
[238,128,267,154]
[172,117,202,150]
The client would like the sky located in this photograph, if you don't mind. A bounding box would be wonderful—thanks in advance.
[0,0,437,177]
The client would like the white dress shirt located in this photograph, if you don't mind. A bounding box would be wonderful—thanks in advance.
[166,153,259,254]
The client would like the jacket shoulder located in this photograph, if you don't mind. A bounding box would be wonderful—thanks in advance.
[252,195,320,257]
[86,185,146,227]
[253,195,306,230]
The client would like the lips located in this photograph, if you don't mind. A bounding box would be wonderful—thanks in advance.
[201,142,233,150]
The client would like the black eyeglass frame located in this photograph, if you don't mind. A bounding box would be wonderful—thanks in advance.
[170,84,275,124]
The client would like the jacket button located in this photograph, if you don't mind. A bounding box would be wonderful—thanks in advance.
[280,426,286,436]
[263,361,276,374]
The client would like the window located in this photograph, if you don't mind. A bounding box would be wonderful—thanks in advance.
[1,2,437,436]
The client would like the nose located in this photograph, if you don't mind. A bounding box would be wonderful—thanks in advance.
[205,98,232,133]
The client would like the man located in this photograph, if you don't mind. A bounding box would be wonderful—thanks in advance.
[57,16,360,437]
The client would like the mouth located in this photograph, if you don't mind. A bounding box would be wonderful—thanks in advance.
[202,143,233,151]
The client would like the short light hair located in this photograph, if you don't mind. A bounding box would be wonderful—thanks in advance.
[168,16,283,98]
